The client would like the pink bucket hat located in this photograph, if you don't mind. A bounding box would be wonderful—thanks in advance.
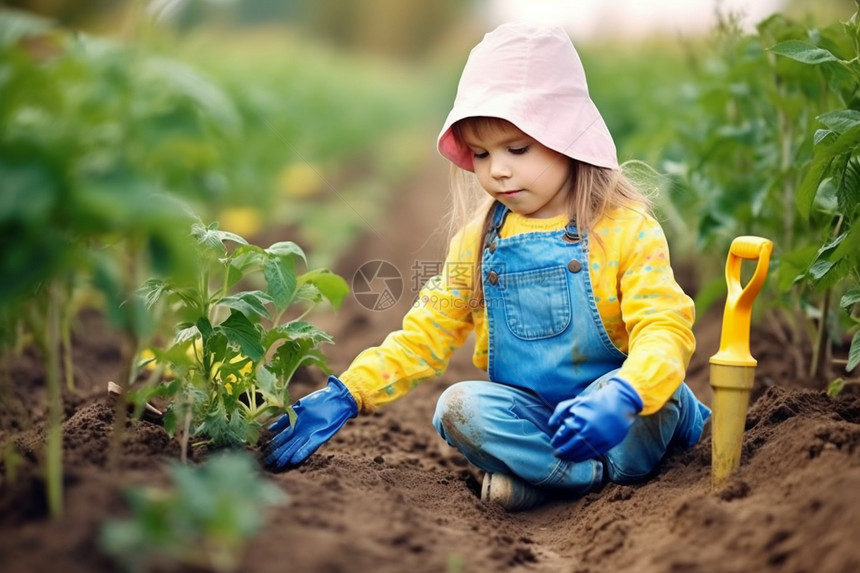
[437,23,618,171]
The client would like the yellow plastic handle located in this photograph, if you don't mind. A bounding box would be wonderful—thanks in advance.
[710,236,773,367]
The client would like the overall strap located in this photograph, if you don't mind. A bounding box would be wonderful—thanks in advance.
[563,217,582,244]
[483,201,510,250]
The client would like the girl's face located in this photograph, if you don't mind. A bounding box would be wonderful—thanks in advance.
[459,119,572,219]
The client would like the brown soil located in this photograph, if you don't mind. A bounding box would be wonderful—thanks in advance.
[2,160,859,573]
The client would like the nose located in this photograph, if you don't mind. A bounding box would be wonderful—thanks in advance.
[489,155,511,180]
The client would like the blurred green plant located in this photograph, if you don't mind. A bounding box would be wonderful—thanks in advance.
[0,8,200,517]
[0,4,434,517]
[649,6,859,385]
[769,9,860,383]
[139,222,348,459]
[100,451,287,573]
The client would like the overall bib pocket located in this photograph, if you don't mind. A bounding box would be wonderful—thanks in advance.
[498,266,571,340]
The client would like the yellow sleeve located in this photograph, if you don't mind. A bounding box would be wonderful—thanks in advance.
[338,234,478,414]
[614,213,696,415]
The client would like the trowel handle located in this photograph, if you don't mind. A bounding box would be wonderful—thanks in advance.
[726,236,773,308]
[712,236,773,366]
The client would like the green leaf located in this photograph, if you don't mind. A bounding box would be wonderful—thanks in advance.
[175,325,200,345]
[841,289,860,313]
[205,332,229,368]
[298,269,350,309]
[192,222,249,255]
[229,244,266,272]
[818,110,860,134]
[196,316,214,339]
[148,343,196,370]
[256,364,278,394]
[796,155,834,220]
[218,354,251,385]
[808,259,836,281]
[264,256,297,311]
[777,246,820,292]
[217,311,264,363]
[848,330,860,372]
[827,377,845,397]
[265,241,307,265]
[195,404,258,448]
[137,278,171,310]
[814,129,836,146]
[832,222,860,261]
[770,41,840,65]
[219,291,273,321]
[270,343,330,383]
[262,320,334,354]
[818,125,860,156]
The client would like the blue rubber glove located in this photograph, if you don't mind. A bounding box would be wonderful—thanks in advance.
[548,377,643,463]
[262,375,358,470]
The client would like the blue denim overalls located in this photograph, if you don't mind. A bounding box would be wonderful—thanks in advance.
[433,202,710,494]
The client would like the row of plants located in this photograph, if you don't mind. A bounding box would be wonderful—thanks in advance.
[1,8,373,521]
[625,7,860,387]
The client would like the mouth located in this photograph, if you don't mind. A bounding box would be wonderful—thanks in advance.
[497,189,524,198]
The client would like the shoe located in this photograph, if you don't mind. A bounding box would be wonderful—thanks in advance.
[481,472,548,512]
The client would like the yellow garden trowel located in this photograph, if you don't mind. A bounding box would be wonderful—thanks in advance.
[710,236,773,487]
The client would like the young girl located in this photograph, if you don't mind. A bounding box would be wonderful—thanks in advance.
[263,23,711,512]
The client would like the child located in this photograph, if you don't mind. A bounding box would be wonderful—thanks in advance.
[263,23,711,512]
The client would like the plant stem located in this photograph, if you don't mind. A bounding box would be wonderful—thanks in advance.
[61,305,75,392]
[810,288,832,380]
[810,214,845,380]
[249,384,258,417]
[44,281,63,518]
[180,389,193,464]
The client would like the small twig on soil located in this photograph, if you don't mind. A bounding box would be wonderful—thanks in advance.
[107,381,163,418]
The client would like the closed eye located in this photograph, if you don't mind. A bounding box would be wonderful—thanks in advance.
[509,146,529,155]
[472,150,489,159]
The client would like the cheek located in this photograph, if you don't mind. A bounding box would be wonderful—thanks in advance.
[545,162,571,188]
[473,166,492,190]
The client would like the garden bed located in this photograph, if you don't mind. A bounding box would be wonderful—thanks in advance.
[2,166,859,572]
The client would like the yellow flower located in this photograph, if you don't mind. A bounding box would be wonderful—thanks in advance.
[278,162,322,198]
[219,206,263,238]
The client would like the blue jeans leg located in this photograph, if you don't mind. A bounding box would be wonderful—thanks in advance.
[595,374,710,484]
[432,381,603,495]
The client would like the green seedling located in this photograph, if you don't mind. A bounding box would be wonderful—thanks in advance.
[139,222,348,457]
[99,451,287,573]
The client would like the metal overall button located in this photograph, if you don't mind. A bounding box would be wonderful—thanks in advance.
[563,230,581,243]
[489,241,497,253]
[487,270,499,285]
[567,259,583,273]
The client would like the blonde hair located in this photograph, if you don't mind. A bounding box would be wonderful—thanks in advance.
[443,116,652,306]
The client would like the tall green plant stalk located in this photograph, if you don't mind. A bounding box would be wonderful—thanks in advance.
[61,307,75,392]
[43,281,64,518]
[810,215,845,379]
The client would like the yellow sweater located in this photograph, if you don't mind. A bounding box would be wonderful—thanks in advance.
[340,207,695,416]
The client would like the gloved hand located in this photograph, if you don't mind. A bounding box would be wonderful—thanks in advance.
[548,377,643,463]
[262,375,358,470]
